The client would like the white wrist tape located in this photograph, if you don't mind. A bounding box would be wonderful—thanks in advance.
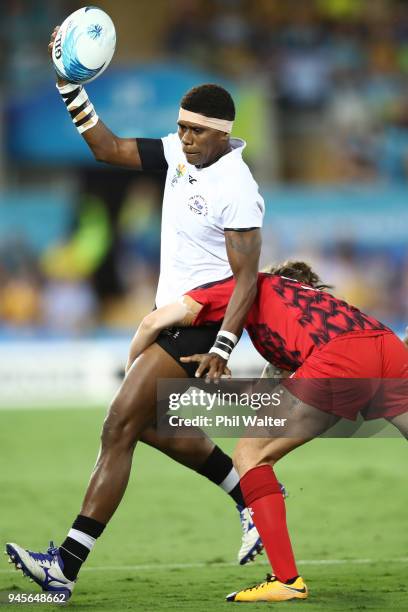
[209,330,239,362]
[56,82,99,134]
[209,346,231,361]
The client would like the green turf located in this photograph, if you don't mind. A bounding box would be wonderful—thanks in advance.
[0,408,407,610]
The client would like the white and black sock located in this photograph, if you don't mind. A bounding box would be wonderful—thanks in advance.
[196,446,244,507]
[59,515,105,580]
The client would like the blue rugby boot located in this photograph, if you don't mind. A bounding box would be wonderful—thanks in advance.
[237,505,263,565]
[6,541,75,602]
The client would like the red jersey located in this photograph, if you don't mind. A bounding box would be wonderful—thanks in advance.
[187,273,390,371]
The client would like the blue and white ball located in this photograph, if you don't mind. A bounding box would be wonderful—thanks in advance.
[52,6,116,84]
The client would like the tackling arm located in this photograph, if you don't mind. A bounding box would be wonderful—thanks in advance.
[125,296,203,372]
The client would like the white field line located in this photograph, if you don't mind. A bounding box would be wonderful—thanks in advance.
[1,557,407,574]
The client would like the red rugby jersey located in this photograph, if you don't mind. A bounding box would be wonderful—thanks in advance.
[187,273,390,371]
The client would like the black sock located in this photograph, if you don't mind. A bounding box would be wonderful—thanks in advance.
[228,482,245,507]
[196,446,245,507]
[59,515,105,581]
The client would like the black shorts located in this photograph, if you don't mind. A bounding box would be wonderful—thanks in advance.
[155,324,220,377]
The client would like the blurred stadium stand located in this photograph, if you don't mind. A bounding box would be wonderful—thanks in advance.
[0,0,407,403]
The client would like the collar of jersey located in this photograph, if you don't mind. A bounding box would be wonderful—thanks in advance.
[189,137,246,171]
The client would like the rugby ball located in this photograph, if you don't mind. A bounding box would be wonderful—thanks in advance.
[52,6,116,84]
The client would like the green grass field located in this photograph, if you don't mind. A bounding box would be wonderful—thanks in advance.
[0,408,407,611]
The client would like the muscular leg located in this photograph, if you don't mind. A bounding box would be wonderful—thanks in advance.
[124,344,217,471]
[81,343,187,523]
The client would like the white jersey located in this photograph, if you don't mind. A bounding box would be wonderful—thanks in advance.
[155,132,265,307]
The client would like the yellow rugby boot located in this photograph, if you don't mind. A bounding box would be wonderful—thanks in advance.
[226,574,308,602]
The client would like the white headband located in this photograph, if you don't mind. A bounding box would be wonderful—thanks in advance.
[178,108,233,133]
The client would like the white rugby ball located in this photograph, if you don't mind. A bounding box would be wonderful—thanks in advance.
[52,6,116,84]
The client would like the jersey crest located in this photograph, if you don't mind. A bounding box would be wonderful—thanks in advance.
[187,194,208,216]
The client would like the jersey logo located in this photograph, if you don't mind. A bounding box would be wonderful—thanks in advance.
[187,194,208,216]
[171,163,187,187]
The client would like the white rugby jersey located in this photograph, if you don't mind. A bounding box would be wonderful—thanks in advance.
[155,132,265,307]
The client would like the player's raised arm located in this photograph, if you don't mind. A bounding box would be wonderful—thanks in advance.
[48,27,153,170]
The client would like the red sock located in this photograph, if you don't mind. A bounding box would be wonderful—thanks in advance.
[240,464,298,583]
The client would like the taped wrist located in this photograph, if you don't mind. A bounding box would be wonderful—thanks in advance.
[209,331,238,361]
[56,82,99,134]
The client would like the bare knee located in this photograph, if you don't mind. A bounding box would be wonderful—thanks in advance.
[233,437,306,477]
[101,398,140,453]
[233,449,268,477]
[233,441,277,477]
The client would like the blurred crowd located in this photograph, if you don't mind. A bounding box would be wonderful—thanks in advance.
[163,0,408,183]
[0,178,161,336]
[1,179,407,336]
[0,0,407,336]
